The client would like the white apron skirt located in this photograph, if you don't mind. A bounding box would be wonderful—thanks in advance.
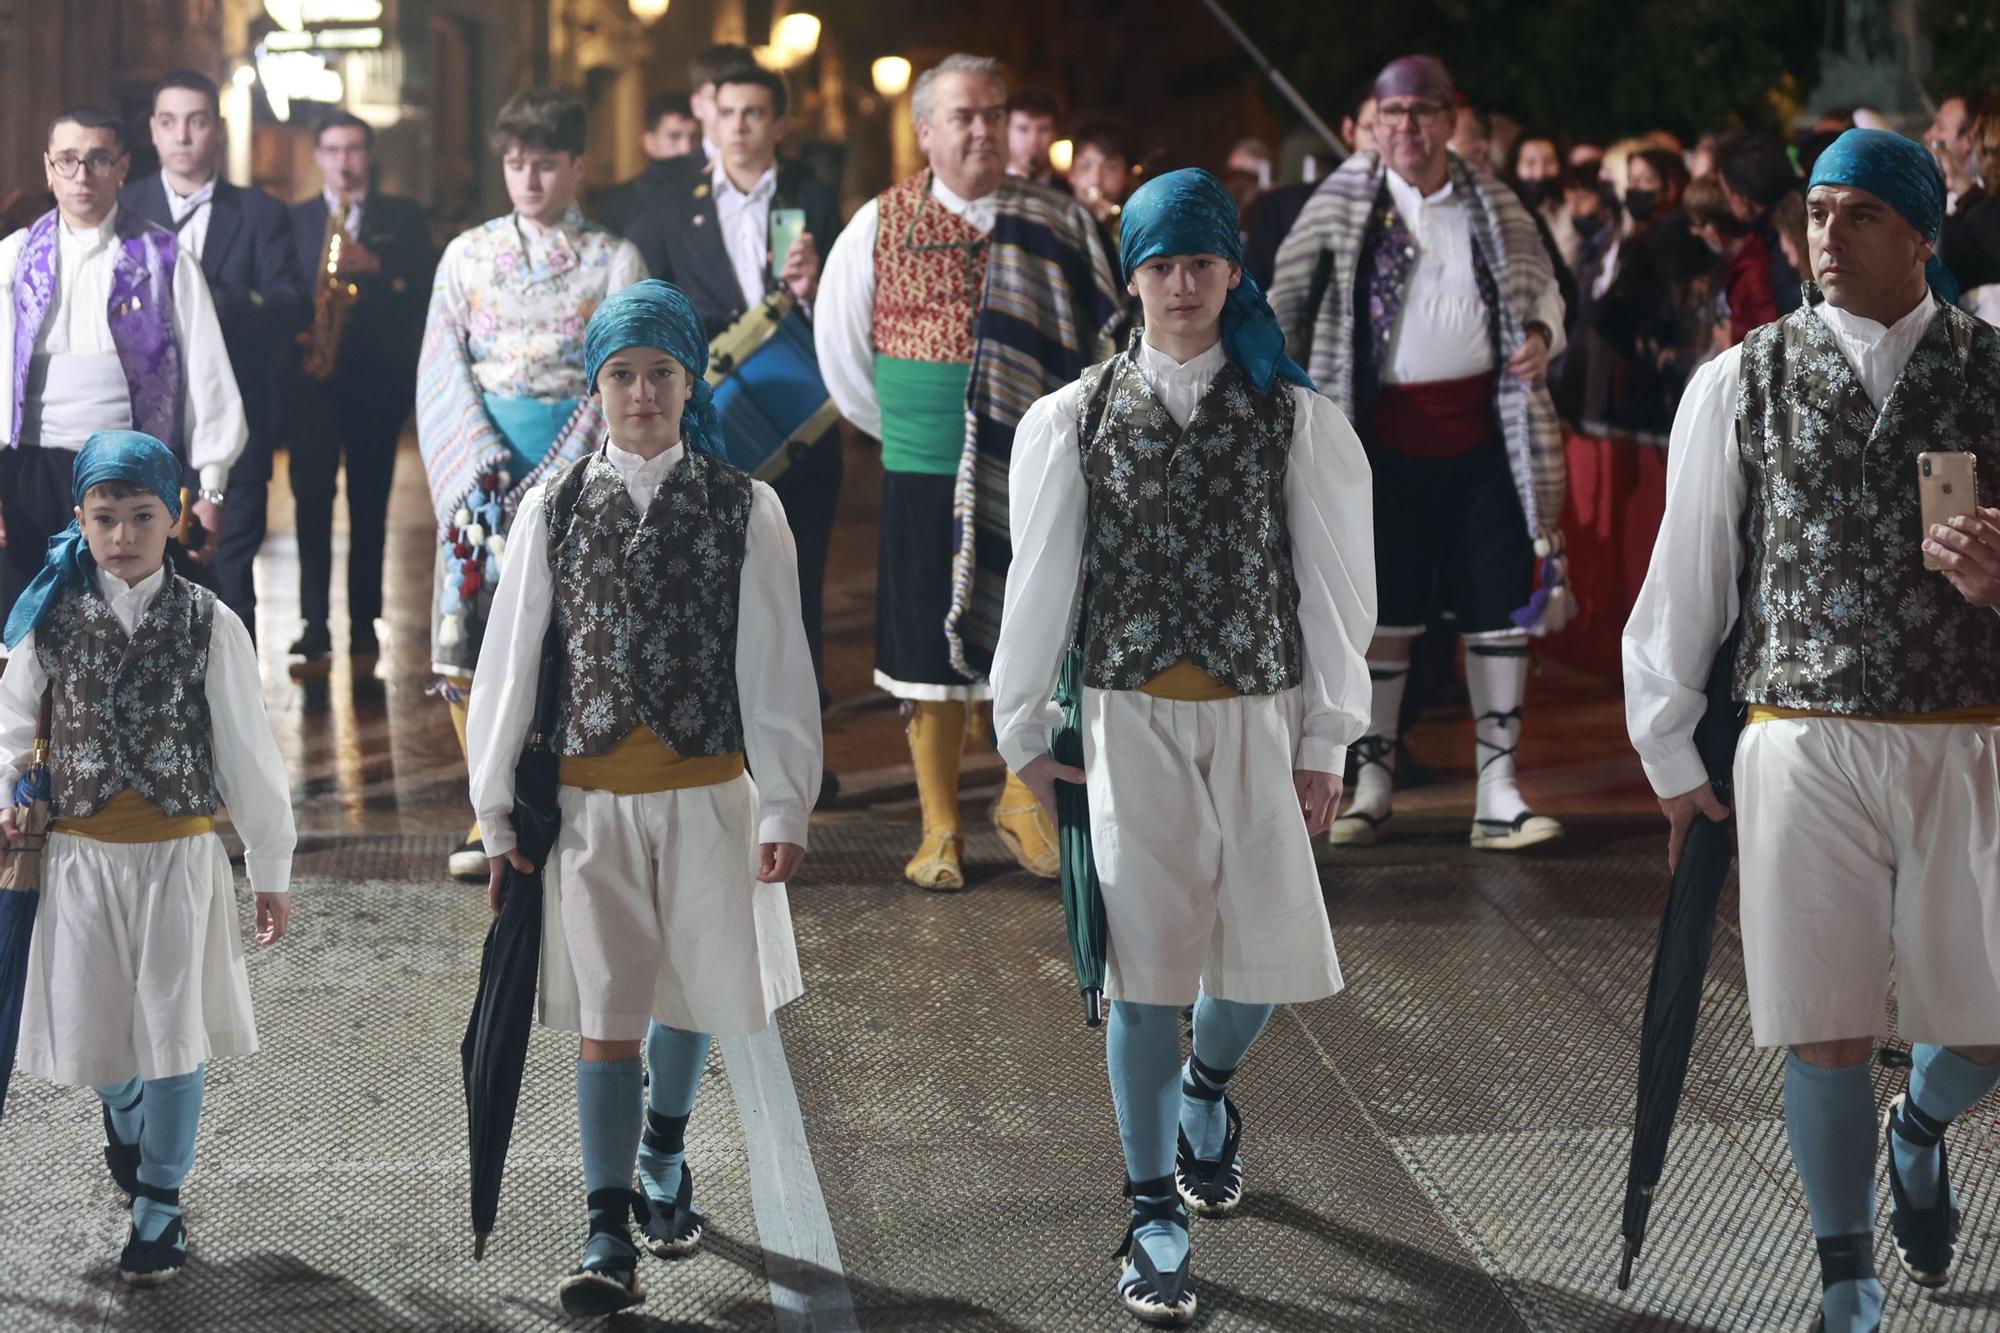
[538,773,803,1040]
[15,830,257,1087]
[1082,685,1343,1007]
[1735,716,2000,1048]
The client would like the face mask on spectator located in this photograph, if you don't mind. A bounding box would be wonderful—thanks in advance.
[1625,188,1658,222]
[1517,178,1559,209]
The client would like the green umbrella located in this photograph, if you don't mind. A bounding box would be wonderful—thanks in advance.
[1052,643,1107,1026]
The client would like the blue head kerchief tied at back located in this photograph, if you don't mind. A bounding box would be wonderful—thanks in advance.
[1808,128,1960,304]
[3,429,184,649]
[582,278,722,456]
[1118,167,1313,393]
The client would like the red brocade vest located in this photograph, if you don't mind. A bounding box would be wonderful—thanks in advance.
[870,172,988,364]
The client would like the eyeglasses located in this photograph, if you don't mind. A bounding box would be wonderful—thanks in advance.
[47,151,125,179]
[1376,102,1447,127]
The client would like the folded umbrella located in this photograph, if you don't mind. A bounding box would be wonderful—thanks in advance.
[463,623,562,1258]
[1618,635,1743,1289]
[1052,643,1107,1027]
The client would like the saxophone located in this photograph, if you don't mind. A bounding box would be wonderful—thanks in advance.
[302,194,359,380]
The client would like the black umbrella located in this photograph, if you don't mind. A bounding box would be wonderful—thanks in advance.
[462,623,563,1259]
[1618,636,1743,1289]
[1052,643,1107,1027]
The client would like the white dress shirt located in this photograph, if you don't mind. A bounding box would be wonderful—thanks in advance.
[467,440,824,853]
[1623,293,1939,797]
[714,161,778,309]
[0,205,246,489]
[1381,166,1569,384]
[164,175,215,260]
[322,188,364,239]
[0,564,296,892]
[815,174,1000,440]
[991,336,1379,776]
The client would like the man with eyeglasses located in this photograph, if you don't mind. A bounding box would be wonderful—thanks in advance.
[0,104,246,633]
[123,69,310,641]
[1271,54,1572,854]
[817,52,1124,892]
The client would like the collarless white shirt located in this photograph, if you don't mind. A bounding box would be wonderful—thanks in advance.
[1133,336,1229,429]
[1624,290,1942,797]
[815,173,1002,438]
[164,174,216,261]
[713,160,779,309]
[1380,167,1494,384]
[602,439,686,509]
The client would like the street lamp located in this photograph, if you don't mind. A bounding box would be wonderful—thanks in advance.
[871,56,911,98]
[629,0,669,24]
[775,12,821,64]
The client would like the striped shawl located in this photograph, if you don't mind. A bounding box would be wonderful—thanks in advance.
[945,179,1124,678]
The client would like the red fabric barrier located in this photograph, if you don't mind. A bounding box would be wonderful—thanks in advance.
[1541,432,1669,680]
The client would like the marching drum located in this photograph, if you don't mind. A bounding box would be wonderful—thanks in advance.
[704,290,841,480]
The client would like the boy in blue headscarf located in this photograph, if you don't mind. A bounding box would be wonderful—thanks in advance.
[0,429,294,1288]
[1627,128,2000,1332]
[991,168,1377,1326]
[466,281,822,1318]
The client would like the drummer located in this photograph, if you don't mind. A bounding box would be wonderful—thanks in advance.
[623,63,845,754]
[466,279,822,1319]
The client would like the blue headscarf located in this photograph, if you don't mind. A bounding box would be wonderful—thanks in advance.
[1807,128,1961,305]
[1117,168,1313,393]
[582,279,722,457]
[3,429,183,649]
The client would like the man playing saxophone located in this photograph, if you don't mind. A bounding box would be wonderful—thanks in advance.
[285,111,433,672]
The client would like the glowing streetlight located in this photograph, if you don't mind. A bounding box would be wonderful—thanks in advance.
[1049,138,1074,174]
[775,12,821,63]
[629,0,669,24]
[232,64,258,89]
[871,56,911,98]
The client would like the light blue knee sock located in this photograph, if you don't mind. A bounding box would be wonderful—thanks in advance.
[133,1067,204,1245]
[1784,1053,1884,1333]
[92,1075,143,1146]
[1180,994,1273,1159]
[637,1023,710,1204]
[1107,1001,1187,1282]
[1894,1044,2000,1209]
[576,1057,644,1268]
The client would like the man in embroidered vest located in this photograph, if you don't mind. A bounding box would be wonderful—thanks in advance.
[0,430,293,1289]
[124,69,310,641]
[1626,129,2000,1333]
[0,106,247,637]
[993,169,1375,1327]
[818,52,1123,891]
[1269,55,1572,854]
[468,282,820,1319]
[418,88,645,883]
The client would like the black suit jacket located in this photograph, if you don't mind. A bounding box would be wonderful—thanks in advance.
[623,157,843,338]
[595,157,683,238]
[121,174,310,443]
[288,191,434,405]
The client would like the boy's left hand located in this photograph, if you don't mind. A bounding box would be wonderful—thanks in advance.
[254,891,290,944]
[758,842,803,884]
[1295,769,1343,837]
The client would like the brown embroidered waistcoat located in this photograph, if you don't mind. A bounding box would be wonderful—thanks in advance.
[1076,350,1303,695]
[1734,293,2000,713]
[871,171,989,364]
[544,451,755,757]
[35,571,218,818]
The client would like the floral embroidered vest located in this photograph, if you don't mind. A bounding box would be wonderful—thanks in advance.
[458,206,627,401]
[870,172,989,364]
[35,572,217,818]
[11,208,182,454]
[1734,293,2000,714]
[544,451,755,757]
[1076,350,1303,695]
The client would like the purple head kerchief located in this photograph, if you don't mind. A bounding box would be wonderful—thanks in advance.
[1373,55,1455,106]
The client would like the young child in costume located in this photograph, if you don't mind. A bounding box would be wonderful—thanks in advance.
[466,279,821,1318]
[991,169,1377,1325]
[0,429,294,1287]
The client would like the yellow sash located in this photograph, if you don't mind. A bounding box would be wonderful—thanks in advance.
[1747,704,2000,726]
[1138,660,1242,702]
[557,725,746,795]
[51,788,215,843]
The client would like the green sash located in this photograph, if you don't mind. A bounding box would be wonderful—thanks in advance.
[875,354,969,475]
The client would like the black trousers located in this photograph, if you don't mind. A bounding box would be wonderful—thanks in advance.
[289,375,403,631]
[204,435,274,642]
[771,429,843,703]
[0,445,79,630]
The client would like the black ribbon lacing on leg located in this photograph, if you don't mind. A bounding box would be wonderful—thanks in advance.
[1814,1231,1876,1290]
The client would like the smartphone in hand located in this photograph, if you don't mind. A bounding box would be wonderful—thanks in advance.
[769,207,807,279]
[1919,451,1978,571]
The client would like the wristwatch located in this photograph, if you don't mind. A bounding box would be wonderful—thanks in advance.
[198,487,227,507]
